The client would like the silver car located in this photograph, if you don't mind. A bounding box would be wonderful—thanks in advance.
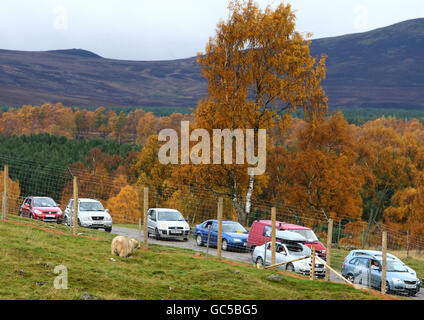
[64,198,112,232]
[342,249,418,278]
[252,231,326,278]
[147,208,190,241]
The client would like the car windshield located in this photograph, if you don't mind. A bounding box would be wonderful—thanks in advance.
[222,222,247,233]
[387,261,408,272]
[158,211,185,221]
[33,198,57,207]
[286,243,308,256]
[79,201,104,211]
[290,229,318,242]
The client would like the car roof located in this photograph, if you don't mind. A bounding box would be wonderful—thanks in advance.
[152,208,181,212]
[276,230,307,242]
[202,220,239,223]
[255,220,310,230]
[70,198,101,202]
[350,250,399,260]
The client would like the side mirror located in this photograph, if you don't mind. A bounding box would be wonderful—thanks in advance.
[105,209,109,213]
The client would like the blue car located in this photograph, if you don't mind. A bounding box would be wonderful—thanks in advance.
[341,254,420,296]
[194,220,250,252]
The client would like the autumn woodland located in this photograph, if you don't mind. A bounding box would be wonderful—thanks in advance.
[1,1,423,253]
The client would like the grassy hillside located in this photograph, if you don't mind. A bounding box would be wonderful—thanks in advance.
[0,19,423,109]
[0,216,382,300]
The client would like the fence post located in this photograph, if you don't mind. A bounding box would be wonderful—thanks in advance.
[2,165,8,221]
[143,187,149,250]
[381,231,387,294]
[310,244,316,280]
[325,219,333,281]
[73,176,78,236]
[217,197,223,260]
[271,207,276,268]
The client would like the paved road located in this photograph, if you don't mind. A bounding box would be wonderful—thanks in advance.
[111,226,424,300]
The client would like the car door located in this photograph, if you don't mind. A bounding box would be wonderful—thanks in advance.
[370,260,382,289]
[199,221,210,243]
[209,222,219,246]
[275,243,288,265]
[65,200,73,224]
[356,258,371,286]
[147,209,157,232]
[21,198,30,216]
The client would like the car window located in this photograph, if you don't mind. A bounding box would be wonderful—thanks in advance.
[158,211,184,221]
[222,222,247,233]
[349,258,358,265]
[357,258,370,267]
[151,210,157,221]
[79,201,104,211]
[211,222,218,232]
[33,197,57,207]
[263,225,271,237]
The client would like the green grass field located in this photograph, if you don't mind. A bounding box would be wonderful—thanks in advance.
[0,216,385,300]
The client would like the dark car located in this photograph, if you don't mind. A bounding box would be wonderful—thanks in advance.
[194,219,250,251]
[19,196,63,223]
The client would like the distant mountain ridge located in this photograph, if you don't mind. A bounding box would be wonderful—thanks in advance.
[0,18,423,109]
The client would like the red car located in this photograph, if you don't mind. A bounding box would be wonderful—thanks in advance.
[19,196,63,223]
[247,220,327,258]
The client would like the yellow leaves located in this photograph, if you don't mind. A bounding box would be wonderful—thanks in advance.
[106,184,142,224]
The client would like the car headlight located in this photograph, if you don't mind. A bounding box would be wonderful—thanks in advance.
[392,278,403,285]
[34,209,42,215]
[160,224,167,229]
[105,215,112,221]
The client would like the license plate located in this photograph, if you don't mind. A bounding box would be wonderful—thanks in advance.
[170,231,182,235]
[315,268,323,272]
[406,284,416,289]
[93,221,103,225]
[45,215,55,218]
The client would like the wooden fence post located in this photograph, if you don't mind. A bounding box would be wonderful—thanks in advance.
[310,244,316,280]
[143,187,149,250]
[2,165,8,221]
[325,219,333,281]
[381,231,387,294]
[73,176,78,236]
[271,207,276,268]
[217,197,223,260]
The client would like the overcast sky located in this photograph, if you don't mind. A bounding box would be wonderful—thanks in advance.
[1,0,423,61]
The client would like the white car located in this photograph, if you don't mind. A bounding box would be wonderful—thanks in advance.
[64,198,112,232]
[252,230,326,278]
[147,208,190,241]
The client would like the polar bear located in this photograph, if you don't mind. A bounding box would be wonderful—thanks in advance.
[111,236,139,258]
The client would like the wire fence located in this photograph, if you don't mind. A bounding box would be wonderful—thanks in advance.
[0,154,423,260]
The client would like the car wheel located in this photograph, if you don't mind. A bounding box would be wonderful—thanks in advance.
[255,257,264,269]
[346,274,355,283]
[222,239,228,251]
[105,227,112,233]
[155,228,161,240]
[183,236,188,241]
[385,281,391,294]
[286,263,295,272]
[196,234,204,246]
